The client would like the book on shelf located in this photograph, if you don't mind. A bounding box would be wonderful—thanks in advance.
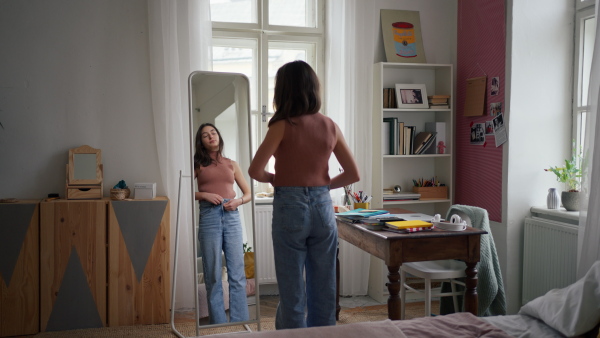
[404,126,415,155]
[429,104,449,109]
[412,131,436,155]
[383,89,389,108]
[398,121,405,155]
[383,88,397,108]
[428,98,448,104]
[383,117,398,155]
[382,121,391,155]
[424,122,446,154]
[427,95,450,99]
[383,192,421,200]
[417,133,437,154]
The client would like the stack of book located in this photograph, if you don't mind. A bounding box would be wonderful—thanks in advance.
[383,88,397,108]
[427,95,450,108]
[383,191,421,201]
[384,220,434,233]
[335,208,389,223]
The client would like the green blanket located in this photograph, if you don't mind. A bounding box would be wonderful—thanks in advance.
[440,205,507,316]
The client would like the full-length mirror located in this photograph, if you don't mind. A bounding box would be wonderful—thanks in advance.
[188,71,258,330]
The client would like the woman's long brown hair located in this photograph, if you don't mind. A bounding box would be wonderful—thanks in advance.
[269,60,321,126]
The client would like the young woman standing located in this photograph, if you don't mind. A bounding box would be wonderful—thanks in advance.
[249,61,360,329]
[195,123,250,324]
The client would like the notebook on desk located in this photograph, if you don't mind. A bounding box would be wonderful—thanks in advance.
[393,213,435,221]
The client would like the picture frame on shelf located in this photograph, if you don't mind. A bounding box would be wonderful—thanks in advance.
[395,83,429,109]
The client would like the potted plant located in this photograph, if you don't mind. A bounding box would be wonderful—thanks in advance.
[545,144,583,211]
[243,243,254,279]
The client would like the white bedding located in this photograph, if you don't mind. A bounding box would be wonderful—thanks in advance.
[481,314,565,338]
[483,260,600,338]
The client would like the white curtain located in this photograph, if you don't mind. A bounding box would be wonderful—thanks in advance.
[147,0,211,309]
[325,0,375,296]
[578,1,600,279]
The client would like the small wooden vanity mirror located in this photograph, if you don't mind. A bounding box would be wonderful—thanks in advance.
[66,145,103,199]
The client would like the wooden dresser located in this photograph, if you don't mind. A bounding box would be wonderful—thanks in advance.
[0,200,40,337]
[39,197,170,332]
[107,197,170,326]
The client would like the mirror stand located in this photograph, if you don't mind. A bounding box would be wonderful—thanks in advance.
[65,145,103,199]
[171,71,260,337]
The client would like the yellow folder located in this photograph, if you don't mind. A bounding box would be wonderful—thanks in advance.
[386,220,433,229]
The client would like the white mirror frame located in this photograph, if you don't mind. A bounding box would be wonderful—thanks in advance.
[171,71,259,337]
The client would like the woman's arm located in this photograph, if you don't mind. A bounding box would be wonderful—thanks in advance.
[223,160,252,211]
[248,120,285,183]
[330,123,360,189]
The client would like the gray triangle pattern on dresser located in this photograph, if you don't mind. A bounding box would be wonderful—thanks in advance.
[111,200,167,281]
[0,203,36,286]
[46,248,103,331]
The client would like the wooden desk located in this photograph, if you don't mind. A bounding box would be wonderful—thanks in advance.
[336,210,487,320]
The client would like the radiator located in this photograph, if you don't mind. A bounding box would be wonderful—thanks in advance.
[522,216,578,305]
[255,205,277,284]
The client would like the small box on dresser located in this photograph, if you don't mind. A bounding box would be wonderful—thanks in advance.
[134,182,156,199]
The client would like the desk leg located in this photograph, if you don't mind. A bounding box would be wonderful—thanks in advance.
[336,247,340,320]
[386,265,401,320]
[464,262,479,316]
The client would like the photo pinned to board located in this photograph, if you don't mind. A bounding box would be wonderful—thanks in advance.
[490,76,500,96]
[490,102,502,116]
[470,122,485,145]
[485,121,494,135]
[493,113,507,147]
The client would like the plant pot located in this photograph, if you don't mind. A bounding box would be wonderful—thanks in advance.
[561,191,580,211]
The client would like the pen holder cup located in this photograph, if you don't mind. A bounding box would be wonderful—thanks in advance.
[354,202,370,210]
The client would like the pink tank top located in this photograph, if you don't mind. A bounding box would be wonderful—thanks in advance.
[196,153,236,199]
[273,113,337,187]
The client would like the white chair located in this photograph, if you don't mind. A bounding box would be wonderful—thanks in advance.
[399,210,469,319]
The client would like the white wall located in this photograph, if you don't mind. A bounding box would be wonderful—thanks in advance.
[0,0,161,199]
[505,0,575,313]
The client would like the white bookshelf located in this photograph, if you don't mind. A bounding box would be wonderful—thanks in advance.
[368,62,454,303]
[371,62,453,215]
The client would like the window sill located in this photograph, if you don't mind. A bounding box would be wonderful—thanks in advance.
[529,206,580,225]
[255,197,273,205]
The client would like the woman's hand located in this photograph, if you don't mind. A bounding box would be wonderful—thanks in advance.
[223,198,242,211]
[201,192,224,205]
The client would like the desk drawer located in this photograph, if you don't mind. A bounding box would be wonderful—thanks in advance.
[67,187,102,199]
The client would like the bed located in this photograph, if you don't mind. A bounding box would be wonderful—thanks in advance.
[206,260,600,338]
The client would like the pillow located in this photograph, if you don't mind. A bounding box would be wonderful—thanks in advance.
[519,260,600,336]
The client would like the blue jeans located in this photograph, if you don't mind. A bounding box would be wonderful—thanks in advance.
[198,199,249,324]
[271,186,337,329]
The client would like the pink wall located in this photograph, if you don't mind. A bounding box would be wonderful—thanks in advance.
[454,0,506,222]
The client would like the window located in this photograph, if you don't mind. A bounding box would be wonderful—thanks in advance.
[573,1,596,153]
[209,0,325,194]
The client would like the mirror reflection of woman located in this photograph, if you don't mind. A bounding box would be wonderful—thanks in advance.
[249,60,360,329]
[194,123,250,324]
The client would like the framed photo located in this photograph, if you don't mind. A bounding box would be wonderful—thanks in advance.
[395,84,429,109]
